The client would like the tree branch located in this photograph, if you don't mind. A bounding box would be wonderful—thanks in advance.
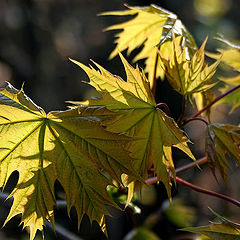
[175,156,207,174]
[177,96,186,125]
[180,117,209,127]
[156,103,172,116]
[145,174,240,208]
[191,84,240,119]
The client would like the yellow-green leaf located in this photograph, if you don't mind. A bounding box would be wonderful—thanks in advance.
[182,210,240,240]
[160,36,220,96]
[211,36,240,71]
[101,4,197,87]
[0,83,139,239]
[70,54,195,198]
[206,124,240,181]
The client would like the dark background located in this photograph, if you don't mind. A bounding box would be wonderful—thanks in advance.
[0,0,239,239]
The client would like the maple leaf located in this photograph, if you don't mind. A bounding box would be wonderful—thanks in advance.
[182,209,240,240]
[160,36,220,96]
[206,124,240,181]
[70,54,195,198]
[100,4,197,87]
[217,77,240,113]
[208,38,240,112]
[192,89,215,119]
[0,83,139,239]
[210,36,240,71]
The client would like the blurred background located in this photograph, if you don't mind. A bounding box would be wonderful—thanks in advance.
[0,0,239,239]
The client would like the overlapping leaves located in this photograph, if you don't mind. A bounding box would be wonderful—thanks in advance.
[206,124,240,181]
[101,4,197,86]
[160,36,220,96]
[208,37,240,112]
[71,54,195,197]
[0,83,140,239]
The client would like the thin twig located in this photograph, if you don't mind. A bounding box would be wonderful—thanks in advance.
[175,156,208,174]
[191,84,240,119]
[148,156,207,175]
[156,103,172,116]
[177,96,186,125]
[145,175,240,208]
[173,176,240,208]
[180,117,209,128]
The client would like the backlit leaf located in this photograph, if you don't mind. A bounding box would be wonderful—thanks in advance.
[0,83,139,239]
[101,4,197,87]
[70,54,195,198]
[182,210,240,240]
[160,36,220,96]
[206,123,240,181]
[218,77,240,113]
[208,38,240,112]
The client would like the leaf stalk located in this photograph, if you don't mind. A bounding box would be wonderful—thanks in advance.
[191,84,240,119]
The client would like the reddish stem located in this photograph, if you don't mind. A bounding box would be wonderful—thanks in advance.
[173,176,240,208]
[191,84,240,119]
[156,103,172,116]
[145,174,240,208]
[148,156,207,175]
[177,96,186,125]
[175,156,207,174]
[180,117,209,128]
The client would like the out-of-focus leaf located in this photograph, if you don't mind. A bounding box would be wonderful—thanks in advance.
[70,54,195,199]
[182,210,240,239]
[0,83,140,239]
[100,4,197,87]
[160,36,220,96]
[211,49,240,71]
[162,198,196,227]
[123,227,161,240]
[206,123,240,181]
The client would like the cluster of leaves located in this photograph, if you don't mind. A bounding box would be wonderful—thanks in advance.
[0,3,240,240]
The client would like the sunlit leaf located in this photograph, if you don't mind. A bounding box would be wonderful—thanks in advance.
[192,89,215,119]
[218,79,240,113]
[100,4,197,87]
[206,123,240,181]
[160,36,220,96]
[182,209,240,239]
[70,54,195,198]
[0,83,140,239]
[163,198,196,227]
[211,36,240,71]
